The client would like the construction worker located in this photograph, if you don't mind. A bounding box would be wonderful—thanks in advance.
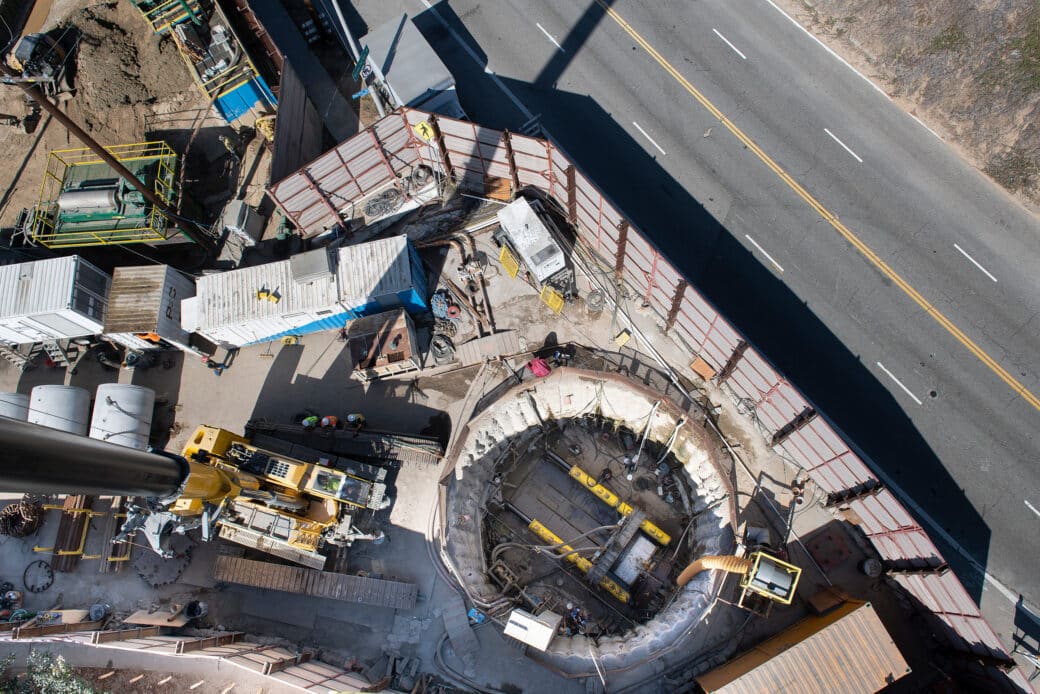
[301,415,320,430]
[346,413,366,437]
[320,415,339,430]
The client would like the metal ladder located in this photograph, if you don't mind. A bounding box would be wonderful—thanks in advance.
[42,341,72,368]
[0,343,31,370]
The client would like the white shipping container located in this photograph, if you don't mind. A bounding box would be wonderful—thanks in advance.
[185,256,346,347]
[0,256,109,346]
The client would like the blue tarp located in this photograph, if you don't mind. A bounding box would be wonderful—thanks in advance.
[215,75,277,123]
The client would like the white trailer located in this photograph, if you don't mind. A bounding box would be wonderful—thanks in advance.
[495,197,576,297]
[0,256,109,346]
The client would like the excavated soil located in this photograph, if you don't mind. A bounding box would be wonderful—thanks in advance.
[0,1,211,227]
[775,0,1040,210]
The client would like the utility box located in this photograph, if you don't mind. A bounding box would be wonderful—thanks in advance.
[103,265,196,353]
[220,199,265,247]
[346,309,421,381]
[0,256,109,345]
[503,609,563,652]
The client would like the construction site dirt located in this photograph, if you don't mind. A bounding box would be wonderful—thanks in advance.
[0,0,274,254]
[0,2,195,226]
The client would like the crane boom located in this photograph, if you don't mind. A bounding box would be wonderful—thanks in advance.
[0,415,188,498]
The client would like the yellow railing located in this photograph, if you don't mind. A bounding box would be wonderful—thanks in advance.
[30,141,179,248]
[132,0,202,35]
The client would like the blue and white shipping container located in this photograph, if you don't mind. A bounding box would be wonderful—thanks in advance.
[182,235,427,347]
[181,253,343,348]
[336,234,427,315]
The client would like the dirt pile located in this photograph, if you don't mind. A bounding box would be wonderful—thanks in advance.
[777,0,1040,209]
[66,0,196,140]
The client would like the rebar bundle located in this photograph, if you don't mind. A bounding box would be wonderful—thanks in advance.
[0,499,44,537]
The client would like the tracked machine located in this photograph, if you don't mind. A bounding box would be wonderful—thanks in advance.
[0,417,389,570]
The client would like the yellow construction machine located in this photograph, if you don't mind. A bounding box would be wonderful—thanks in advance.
[173,426,388,567]
[0,418,388,569]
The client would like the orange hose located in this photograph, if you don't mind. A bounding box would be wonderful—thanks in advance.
[676,555,753,587]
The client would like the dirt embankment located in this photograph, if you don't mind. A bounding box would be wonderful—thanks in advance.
[72,1,196,140]
[776,0,1040,210]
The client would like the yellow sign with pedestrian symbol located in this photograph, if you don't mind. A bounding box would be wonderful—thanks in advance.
[413,120,435,141]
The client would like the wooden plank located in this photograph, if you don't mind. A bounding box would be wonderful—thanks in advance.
[99,497,131,573]
[52,495,94,573]
[0,621,29,633]
[14,619,103,639]
[176,632,242,654]
[211,556,417,609]
[91,626,162,644]
[124,610,191,628]
[263,651,310,675]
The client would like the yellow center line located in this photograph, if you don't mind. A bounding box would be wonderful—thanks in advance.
[596,1,1040,412]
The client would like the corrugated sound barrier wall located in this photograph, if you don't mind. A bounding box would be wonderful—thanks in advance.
[268,109,1031,691]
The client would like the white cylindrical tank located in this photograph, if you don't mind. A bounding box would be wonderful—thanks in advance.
[28,385,91,435]
[0,392,29,421]
[89,384,155,450]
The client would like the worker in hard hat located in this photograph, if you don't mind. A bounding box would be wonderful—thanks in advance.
[320,415,339,430]
[301,415,320,430]
[346,413,366,437]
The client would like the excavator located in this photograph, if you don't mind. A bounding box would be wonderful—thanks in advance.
[0,417,388,569]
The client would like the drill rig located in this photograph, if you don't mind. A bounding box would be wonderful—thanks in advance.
[0,418,388,569]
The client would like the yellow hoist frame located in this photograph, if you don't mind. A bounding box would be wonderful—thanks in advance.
[567,464,672,545]
[527,519,630,603]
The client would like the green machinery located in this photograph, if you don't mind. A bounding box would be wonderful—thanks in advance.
[27,141,180,248]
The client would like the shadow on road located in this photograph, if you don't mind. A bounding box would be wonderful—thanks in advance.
[413,0,991,601]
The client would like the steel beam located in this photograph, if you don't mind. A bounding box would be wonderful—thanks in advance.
[716,340,749,383]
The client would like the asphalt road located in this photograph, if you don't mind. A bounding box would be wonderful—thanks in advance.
[349,0,1040,610]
